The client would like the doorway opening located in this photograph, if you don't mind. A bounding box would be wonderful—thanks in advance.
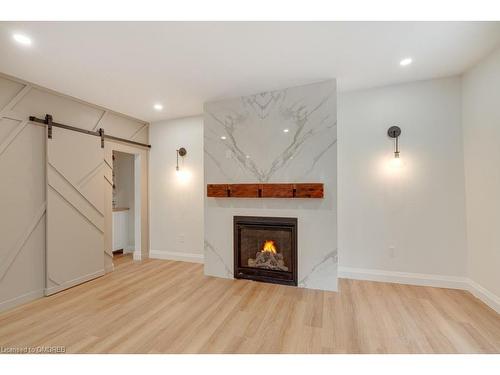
[112,150,138,263]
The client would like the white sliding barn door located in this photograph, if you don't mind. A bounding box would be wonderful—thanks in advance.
[45,126,105,295]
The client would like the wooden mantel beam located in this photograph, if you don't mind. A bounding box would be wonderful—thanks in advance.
[206,183,324,198]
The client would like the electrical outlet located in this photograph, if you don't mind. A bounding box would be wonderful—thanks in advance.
[179,234,185,244]
[388,246,396,258]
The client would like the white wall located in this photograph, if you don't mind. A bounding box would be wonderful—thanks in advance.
[338,77,469,280]
[149,116,204,262]
[462,47,500,307]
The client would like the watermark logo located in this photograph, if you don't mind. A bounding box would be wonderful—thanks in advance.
[0,346,66,354]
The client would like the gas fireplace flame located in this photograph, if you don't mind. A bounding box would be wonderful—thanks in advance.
[261,240,277,254]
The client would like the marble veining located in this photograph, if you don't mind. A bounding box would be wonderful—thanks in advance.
[205,88,336,183]
[299,248,338,287]
[242,91,285,120]
[299,135,337,179]
[204,80,338,291]
[204,240,232,278]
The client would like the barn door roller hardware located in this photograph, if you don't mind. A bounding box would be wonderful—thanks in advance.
[29,114,151,149]
[46,114,53,139]
[99,128,105,148]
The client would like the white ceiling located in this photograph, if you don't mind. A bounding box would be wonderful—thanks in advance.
[1,21,499,122]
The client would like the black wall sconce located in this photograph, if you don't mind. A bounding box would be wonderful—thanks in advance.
[387,126,401,159]
[176,147,187,171]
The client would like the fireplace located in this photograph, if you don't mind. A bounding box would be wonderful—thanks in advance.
[233,216,297,286]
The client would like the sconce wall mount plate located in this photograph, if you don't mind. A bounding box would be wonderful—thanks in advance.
[387,126,401,139]
[178,147,187,157]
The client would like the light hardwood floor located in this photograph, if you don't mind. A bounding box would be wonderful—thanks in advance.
[0,255,499,353]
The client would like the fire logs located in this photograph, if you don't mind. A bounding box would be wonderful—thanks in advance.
[248,251,288,271]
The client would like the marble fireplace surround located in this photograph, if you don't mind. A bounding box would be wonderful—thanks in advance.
[204,80,338,291]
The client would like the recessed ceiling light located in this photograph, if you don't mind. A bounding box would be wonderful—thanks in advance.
[12,33,32,46]
[220,136,227,140]
[400,57,413,66]
[283,129,289,133]
[153,103,163,111]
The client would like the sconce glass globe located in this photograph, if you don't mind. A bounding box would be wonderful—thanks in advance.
[390,155,402,169]
[176,168,192,184]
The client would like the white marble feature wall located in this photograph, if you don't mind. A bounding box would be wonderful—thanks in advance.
[204,80,338,291]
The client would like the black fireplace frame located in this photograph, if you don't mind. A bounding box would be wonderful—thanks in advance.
[233,216,298,286]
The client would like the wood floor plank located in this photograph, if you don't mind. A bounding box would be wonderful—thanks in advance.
[0,255,498,354]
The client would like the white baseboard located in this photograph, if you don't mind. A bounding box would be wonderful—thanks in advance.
[0,289,44,313]
[133,252,142,261]
[338,266,469,289]
[467,279,500,314]
[338,266,499,314]
[149,250,204,264]
[124,245,135,253]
